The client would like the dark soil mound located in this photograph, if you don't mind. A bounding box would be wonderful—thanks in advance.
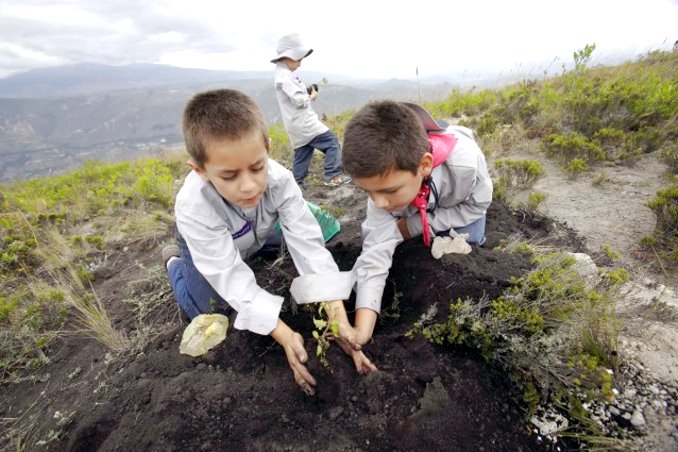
[1,198,585,451]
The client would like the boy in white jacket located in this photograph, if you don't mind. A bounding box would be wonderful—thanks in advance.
[272,33,350,187]
[341,101,493,345]
[163,89,375,395]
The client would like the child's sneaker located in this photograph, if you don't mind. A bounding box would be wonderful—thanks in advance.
[323,174,351,187]
[162,244,180,270]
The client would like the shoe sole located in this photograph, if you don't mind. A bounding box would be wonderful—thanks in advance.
[323,178,351,187]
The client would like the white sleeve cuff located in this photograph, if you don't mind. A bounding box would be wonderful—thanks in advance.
[290,271,354,304]
[233,289,284,335]
[355,285,385,314]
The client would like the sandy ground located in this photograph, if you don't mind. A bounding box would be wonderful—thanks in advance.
[515,150,678,385]
[524,150,668,264]
[502,148,678,448]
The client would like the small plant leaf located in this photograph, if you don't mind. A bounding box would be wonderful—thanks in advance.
[313,317,327,330]
[329,320,340,337]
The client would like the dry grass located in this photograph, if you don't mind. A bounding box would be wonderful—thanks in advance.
[123,262,181,347]
[59,271,131,352]
[32,227,131,352]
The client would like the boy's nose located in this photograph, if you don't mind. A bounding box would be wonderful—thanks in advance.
[373,195,389,210]
[239,174,258,193]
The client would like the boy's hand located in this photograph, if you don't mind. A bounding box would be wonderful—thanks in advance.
[325,300,361,350]
[309,87,318,101]
[283,332,317,395]
[323,301,378,374]
[333,335,378,374]
[271,321,316,395]
[333,319,363,351]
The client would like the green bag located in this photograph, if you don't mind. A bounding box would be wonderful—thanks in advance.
[274,201,340,243]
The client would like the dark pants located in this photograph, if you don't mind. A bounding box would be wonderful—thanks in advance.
[437,215,487,246]
[293,130,343,185]
[167,229,283,319]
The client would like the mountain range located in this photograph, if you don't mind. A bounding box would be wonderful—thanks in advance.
[0,63,504,183]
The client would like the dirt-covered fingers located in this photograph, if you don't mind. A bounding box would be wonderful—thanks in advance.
[294,369,316,396]
[329,321,362,351]
[334,337,378,374]
[352,350,378,375]
[332,335,358,357]
[286,332,316,395]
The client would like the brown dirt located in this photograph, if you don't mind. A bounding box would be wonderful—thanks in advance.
[0,181,590,451]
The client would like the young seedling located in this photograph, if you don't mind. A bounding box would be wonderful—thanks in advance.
[311,302,340,368]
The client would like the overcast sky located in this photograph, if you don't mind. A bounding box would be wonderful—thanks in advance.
[0,0,676,80]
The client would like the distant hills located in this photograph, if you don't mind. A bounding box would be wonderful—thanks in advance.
[0,63,502,183]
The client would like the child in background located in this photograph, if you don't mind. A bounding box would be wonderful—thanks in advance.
[341,101,493,344]
[271,33,351,187]
[162,89,374,395]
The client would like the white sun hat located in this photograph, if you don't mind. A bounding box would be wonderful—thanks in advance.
[270,33,313,63]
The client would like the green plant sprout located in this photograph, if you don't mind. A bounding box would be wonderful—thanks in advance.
[600,244,621,261]
[311,302,340,367]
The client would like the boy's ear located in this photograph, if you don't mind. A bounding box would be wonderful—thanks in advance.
[419,152,434,177]
[187,159,208,180]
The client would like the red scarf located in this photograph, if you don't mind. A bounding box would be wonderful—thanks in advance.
[410,133,458,247]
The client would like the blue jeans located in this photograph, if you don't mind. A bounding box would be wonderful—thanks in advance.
[167,229,282,320]
[438,215,487,246]
[293,130,343,185]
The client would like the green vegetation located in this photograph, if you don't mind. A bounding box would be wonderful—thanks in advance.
[311,302,340,368]
[526,192,546,211]
[431,46,677,177]
[268,123,292,165]
[600,244,621,262]
[640,184,678,269]
[493,158,544,202]
[0,154,188,383]
[407,240,623,437]
[0,47,674,450]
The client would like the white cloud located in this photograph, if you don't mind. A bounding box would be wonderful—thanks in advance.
[0,0,676,79]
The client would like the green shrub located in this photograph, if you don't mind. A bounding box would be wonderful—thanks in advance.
[639,235,658,248]
[648,185,678,235]
[493,159,544,202]
[475,111,499,136]
[409,244,621,439]
[641,184,678,267]
[600,267,630,285]
[0,294,19,322]
[497,80,542,127]
[566,158,590,178]
[600,244,621,261]
[268,123,291,164]
[527,192,546,211]
[660,141,678,175]
[542,133,605,165]
[429,88,499,118]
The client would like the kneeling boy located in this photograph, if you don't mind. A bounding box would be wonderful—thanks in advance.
[164,89,374,395]
[341,101,493,345]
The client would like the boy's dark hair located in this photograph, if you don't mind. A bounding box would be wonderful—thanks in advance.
[183,89,269,168]
[342,100,429,178]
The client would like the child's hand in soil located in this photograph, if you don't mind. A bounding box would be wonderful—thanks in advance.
[322,300,377,373]
[271,320,316,396]
[333,336,378,375]
[324,300,362,350]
